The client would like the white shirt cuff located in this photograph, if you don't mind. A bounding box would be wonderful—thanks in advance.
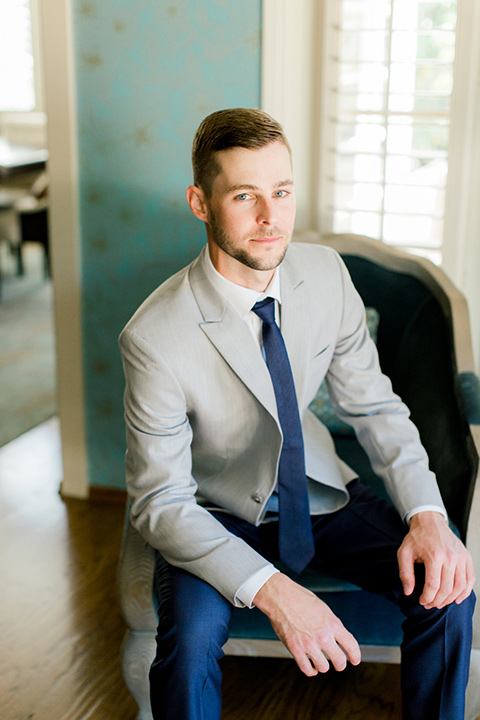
[405,505,448,525]
[234,566,280,608]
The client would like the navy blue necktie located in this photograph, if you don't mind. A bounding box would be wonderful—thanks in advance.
[253,297,315,574]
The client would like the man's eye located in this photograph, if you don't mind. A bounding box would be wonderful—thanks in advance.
[274,190,287,198]
[235,193,250,201]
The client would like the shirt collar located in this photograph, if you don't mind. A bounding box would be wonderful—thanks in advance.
[203,244,282,319]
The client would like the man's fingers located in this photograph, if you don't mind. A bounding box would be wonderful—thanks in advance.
[419,560,443,606]
[428,560,468,609]
[317,628,361,672]
[293,650,322,677]
[287,637,319,676]
[290,627,361,676]
[455,555,476,605]
[433,554,475,608]
[303,630,361,675]
[422,550,475,609]
[306,650,333,675]
[338,628,362,667]
[309,648,345,674]
[422,575,453,608]
[398,546,416,596]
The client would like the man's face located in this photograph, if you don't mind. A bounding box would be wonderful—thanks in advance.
[203,141,296,288]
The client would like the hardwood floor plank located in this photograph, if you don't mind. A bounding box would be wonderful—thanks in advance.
[220,657,401,719]
[0,420,137,720]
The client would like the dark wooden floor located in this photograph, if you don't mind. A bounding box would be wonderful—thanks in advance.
[0,418,402,720]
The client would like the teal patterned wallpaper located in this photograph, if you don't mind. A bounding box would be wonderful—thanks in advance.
[72,0,262,488]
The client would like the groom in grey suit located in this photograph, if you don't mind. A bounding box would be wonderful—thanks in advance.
[120,108,475,719]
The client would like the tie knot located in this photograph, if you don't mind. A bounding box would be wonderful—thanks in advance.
[252,297,275,325]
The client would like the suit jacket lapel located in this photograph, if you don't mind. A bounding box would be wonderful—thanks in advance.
[280,255,310,411]
[188,250,279,421]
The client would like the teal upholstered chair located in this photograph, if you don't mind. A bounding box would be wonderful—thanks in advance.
[118,233,480,720]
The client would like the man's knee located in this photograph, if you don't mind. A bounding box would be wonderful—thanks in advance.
[174,606,230,665]
[150,590,229,719]
[402,586,476,643]
[444,590,476,631]
[153,563,232,672]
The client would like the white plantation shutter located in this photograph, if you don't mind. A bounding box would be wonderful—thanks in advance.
[321,0,458,263]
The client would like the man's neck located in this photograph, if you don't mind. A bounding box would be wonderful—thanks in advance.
[207,241,276,292]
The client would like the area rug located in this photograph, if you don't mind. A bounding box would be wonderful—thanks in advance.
[0,243,57,447]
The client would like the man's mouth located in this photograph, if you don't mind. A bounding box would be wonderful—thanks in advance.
[251,234,282,243]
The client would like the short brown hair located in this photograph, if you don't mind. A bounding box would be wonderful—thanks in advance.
[191,108,290,196]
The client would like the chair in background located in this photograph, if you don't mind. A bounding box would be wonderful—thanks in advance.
[117,233,480,720]
[0,172,49,281]
[15,172,50,277]
[0,186,26,288]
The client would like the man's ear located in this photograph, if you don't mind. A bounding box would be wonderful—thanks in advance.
[186,185,209,222]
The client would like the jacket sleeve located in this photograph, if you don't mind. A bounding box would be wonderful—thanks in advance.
[324,252,446,519]
[119,326,275,606]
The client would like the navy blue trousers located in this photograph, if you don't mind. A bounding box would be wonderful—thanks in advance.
[150,481,475,719]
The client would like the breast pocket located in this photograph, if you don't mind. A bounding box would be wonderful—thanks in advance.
[312,344,330,360]
[306,345,333,401]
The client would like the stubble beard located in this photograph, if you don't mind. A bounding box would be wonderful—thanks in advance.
[208,211,290,272]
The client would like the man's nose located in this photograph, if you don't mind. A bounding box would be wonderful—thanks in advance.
[256,197,277,225]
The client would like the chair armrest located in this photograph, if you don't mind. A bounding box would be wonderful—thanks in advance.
[117,509,157,632]
[458,373,480,426]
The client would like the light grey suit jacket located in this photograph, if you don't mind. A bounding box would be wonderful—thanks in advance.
[119,242,445,604]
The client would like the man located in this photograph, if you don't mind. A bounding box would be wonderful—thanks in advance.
[120,108,475,719]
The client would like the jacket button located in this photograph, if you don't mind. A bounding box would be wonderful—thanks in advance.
[252,492,264,504]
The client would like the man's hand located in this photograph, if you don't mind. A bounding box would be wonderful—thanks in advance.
[253,573,361,676]
[397,511,475,610]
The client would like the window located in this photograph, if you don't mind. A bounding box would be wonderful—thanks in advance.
[320,0,458,262]
[0,0,37,112]
[262,0,480,274]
